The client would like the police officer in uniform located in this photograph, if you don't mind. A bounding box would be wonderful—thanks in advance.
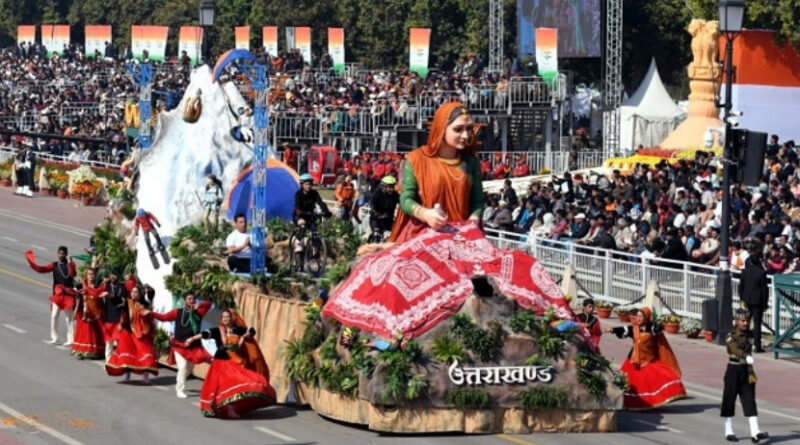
[721,308,769,443]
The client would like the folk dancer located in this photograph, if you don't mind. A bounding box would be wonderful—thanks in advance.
[197,309,275,418]
[608,307,687,410]
[71,268,106,359]
[148,292,212,398]
[722,308,769,443]
[25,247,76,345]
[106,282,158,382]
[100,275,130,360]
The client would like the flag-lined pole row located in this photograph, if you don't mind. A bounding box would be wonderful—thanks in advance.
[14,25,434,77]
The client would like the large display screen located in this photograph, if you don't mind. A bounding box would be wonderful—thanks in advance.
[518,0,602,58]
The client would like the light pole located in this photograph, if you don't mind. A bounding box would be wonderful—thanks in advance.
[715,0,745,344]
[198,0,216,65]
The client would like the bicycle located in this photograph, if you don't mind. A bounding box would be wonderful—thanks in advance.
[367,209,394,244]
[289,215,328,277]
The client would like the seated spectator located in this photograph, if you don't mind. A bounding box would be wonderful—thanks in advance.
[226,214,252,273]
[691,226,720,265]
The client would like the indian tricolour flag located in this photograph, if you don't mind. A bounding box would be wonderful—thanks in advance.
[235,26,250,50]
[721,30,800,143]
[295,27,312,64]
[179,26,203,65]
[535,28,558,87]
[262,26,278,57]
[131,26,169,62]
[328,28,345,75]
[41,25,70,58]
[17,25,35,47]
[409,28,431,78]
[85,25,111,58]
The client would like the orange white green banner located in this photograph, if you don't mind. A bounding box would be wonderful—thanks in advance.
[235,26,250,50]
[179,26,203,65]
[131,26,168,61]
[84,25,111,58]
[17,26,35,47]
[41,25,70,58]
[535,28,558,87]
[409,28,431,78]
[295,27,312,64]
[328,28,345,75]
[262,26,278,56]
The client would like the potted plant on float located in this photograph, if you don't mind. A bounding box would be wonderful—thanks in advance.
[595,301,613,319]
[614,307,631,323]
[661,314,682,334]
[682,318,702,339]
[70,180,97,205]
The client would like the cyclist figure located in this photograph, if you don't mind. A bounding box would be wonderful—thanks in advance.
[369,175,399,242]
[293,174,332,252]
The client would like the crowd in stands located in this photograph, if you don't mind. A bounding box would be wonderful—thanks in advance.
[0,42,189,162]
[481,137,800,274]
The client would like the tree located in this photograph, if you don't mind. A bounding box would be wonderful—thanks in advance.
[689,0,800,48]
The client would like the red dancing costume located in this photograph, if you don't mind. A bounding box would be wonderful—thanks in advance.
[71,275,106,359]
[106,286,158,377]
[199,314,275,418]
[25,250,77,344]
[612,307,687,410]
[151,300,213,397]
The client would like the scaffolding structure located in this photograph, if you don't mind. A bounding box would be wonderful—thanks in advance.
[240,63,271,275]
[488,0,504,74]
[125,63,153,150]
[603,0,623,157]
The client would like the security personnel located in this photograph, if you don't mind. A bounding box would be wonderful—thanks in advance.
[721,308,769,443]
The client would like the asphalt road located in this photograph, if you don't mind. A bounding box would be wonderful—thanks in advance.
[0,206,798,445]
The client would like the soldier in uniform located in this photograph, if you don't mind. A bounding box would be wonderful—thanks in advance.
[722,308,769,443]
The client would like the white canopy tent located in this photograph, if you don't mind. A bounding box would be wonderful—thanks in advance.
[620,59,686,152]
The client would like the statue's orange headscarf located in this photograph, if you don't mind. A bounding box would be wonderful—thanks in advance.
[419,101,479,157]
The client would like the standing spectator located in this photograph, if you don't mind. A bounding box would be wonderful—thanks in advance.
[738,252,768,353]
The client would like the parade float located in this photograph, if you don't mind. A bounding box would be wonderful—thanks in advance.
[91,54,625,434]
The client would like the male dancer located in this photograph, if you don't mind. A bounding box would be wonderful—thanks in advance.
[722,308,769,443]
[146,292,212,398]
[25,247,76,345]
[101,275,129,360]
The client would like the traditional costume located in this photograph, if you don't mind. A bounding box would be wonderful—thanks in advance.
[577,298,603,349]
[25,250,76,345]
[151,300,213,398]
[199,311,275,418]
[71,271,106,359]
[721,308,769,443]
[106,282,158,379]
[389,102,484,243]
[612,307,687,410]
[101,279,129,360]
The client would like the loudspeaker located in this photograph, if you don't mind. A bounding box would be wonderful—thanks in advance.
[734,129,768,186]
[701,299,718,331]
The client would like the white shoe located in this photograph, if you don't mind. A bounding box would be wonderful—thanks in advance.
[176,391,188,399]
[62,341,73,346]
[49,338,59,345]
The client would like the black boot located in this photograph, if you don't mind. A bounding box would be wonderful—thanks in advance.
[726,435,739,442]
